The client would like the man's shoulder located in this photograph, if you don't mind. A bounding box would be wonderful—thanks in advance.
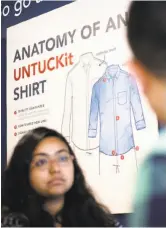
[151,127,166,156]
[141,127,166,183]
[139,127,166,187]
[131,128,166,227]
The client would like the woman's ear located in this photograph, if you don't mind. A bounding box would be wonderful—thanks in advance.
[128,59,152,94]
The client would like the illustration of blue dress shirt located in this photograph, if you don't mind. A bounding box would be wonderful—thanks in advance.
[88,65,146,156]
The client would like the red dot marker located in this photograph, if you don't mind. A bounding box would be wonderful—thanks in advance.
[135,146,139,151]
[14,132,17,136]
[121,155,124,160]
[14,125,17,129]
[14,111,17,115]
[116,116,120,121]
[112,150,116,156]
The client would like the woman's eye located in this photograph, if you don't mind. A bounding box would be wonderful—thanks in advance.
[59,155,69,162]
[35,159,47,167]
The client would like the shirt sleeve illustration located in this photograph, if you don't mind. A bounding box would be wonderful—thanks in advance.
[61,73,72,141]
[130,76,146,130]
[88,84,99,138]
[88,64,146,156]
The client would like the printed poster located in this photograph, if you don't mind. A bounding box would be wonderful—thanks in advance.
[7,0,158,213]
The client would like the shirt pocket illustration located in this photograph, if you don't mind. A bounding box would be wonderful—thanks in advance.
[118,91,127,105]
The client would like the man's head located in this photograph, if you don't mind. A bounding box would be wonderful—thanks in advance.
[127,2,166,123]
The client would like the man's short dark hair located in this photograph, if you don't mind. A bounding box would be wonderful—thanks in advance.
[127,2,166,78]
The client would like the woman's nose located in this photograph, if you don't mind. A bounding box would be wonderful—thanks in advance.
[49,159,61,173]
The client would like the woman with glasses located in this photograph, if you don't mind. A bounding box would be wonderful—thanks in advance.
[2,127,121,227]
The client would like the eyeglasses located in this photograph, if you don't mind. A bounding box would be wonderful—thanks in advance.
[31,153,74,169]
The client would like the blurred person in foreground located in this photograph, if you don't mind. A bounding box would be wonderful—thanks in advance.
[127,1,166,227]
[1,127,121,227]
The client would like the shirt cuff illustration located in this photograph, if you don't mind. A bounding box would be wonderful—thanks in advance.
[136,120,146,130]
[88,129,97,138]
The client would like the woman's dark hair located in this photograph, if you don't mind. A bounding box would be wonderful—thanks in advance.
[2,127,117,227]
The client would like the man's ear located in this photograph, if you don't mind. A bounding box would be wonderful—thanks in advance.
[128,59,151,94]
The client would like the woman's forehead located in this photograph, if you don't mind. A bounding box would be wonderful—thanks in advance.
[33,137,69,156]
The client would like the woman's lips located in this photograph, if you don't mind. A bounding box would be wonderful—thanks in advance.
[48,178,64,186]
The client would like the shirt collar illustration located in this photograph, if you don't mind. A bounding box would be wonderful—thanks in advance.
[80,52,95,67]
[104,64,120,79]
